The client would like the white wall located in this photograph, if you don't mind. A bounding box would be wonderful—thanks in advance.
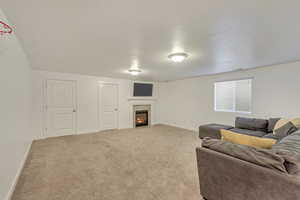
[158,61,300,131]
[0,9,33,200]
[32,71,159,138]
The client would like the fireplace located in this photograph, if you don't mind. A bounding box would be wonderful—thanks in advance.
[133,105,151,128]
[135,110,148,127]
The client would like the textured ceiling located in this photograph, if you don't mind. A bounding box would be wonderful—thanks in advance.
[1,0,300,81]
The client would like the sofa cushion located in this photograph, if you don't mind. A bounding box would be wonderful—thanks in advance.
[235,117,268,132]
[230,128,267,137]
[221,129,277,149]
[263,133,279,140]
[272,130,300,156]
[268,118,281,133]
[202,137,288,173]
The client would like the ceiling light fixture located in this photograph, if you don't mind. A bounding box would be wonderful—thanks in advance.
[168,52,188,63]
[128,68,142,76]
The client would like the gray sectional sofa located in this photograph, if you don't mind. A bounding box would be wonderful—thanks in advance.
[196,117,300,200]
[198,117,280,140]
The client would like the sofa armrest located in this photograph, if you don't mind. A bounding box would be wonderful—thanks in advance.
[196,147,300,200]
[199,124,233,139]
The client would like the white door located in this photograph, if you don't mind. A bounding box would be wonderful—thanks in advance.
[99,83,119,130]
[45,80,77,137]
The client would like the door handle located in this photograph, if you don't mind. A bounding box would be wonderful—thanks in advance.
[114,108,118,111]
[73,109,76,112]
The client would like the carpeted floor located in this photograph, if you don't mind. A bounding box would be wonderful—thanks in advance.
[12,125,203,200]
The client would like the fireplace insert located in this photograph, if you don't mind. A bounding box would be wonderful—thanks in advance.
[135,110,148,127]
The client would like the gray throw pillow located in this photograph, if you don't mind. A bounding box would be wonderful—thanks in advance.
[273,122,298,140]
[202,137,288,173]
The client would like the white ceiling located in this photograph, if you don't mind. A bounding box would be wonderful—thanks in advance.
[1,0,300,81]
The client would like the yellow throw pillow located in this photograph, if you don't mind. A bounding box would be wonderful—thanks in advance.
[220,129,276,149]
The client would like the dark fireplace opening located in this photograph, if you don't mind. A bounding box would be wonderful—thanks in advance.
[135,110,148,127]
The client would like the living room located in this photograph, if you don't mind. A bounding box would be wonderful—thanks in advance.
[1,1,300,200]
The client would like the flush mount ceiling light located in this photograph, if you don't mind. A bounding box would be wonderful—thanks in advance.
[128,68,142,76]
[168,52,188,63]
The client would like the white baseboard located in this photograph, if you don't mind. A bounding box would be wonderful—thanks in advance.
[77,129,100,135]
[160,122,198,132]
[5,142,32,200]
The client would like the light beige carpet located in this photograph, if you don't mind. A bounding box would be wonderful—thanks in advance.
[12,125,203,200]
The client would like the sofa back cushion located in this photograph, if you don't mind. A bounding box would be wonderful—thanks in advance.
[202,138,288,173]
[230,128,267,137]
[235,117,268,132]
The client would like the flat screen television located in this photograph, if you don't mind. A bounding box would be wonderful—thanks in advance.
[133,83,153,97]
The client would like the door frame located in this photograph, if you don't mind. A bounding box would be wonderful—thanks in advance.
[98,82,119,131]
[43,79,78,138]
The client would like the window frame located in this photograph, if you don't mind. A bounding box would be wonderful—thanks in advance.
[214,78,253,114]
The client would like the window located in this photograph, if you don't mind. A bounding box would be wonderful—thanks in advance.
[214,79,252,113]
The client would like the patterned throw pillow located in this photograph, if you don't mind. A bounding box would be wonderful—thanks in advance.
[274,119,290,130]
[273,118,299,138]
[274,122,298,140]
[291,118,300,128]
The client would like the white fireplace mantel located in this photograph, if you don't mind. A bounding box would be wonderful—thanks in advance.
[127,97,157,101]
[128,98,157,128]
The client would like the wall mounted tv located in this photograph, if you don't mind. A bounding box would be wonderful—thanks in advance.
[133,83,153,97]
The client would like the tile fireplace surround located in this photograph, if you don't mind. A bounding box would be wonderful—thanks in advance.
[133,105,151,128]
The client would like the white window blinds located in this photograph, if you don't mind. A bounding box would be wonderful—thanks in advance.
[214,79,252,113]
